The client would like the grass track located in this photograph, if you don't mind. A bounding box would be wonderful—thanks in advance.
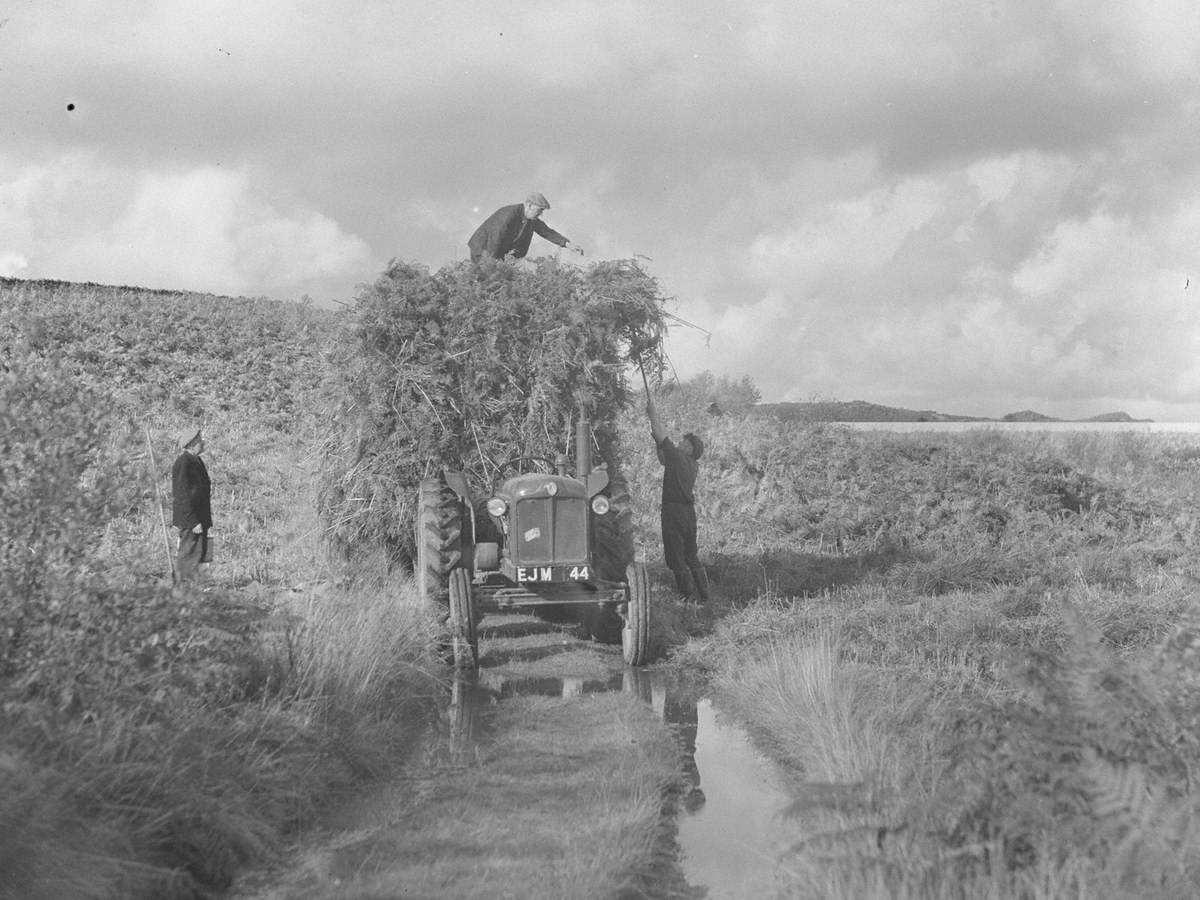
[236,692,680,900]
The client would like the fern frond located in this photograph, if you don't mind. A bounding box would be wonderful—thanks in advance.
[1080,747,1154,829]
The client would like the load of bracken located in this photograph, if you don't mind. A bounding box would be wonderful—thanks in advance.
[316,256,672,566]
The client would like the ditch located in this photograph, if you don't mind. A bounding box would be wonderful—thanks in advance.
[232,613,793,899]
[446,665,792,897]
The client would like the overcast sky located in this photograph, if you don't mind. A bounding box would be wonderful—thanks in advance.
[3,2,1199,418]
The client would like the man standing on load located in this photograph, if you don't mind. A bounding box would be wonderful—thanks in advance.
[646,393,711,604]
[468,192,584,262]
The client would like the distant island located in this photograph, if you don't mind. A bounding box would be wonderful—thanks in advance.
[997,409,1150,423]
[753,400,1153,424]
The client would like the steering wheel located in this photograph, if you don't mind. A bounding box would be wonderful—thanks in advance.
[495,456,558,479]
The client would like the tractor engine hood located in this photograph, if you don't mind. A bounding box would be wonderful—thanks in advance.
[499,474,586,502]
[496,469,608,502]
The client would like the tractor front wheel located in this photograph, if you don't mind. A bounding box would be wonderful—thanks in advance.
[592,472,634,581]
[622,561,650,666]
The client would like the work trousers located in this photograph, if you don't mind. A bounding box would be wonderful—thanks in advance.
[175,527,208,584]
[661,501,710,602]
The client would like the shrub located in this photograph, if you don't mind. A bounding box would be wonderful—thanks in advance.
[0,348,149,678]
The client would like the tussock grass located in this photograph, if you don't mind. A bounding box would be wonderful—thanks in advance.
[894,543,1030,595]
[716,630,925,786]
[280,575,434,714]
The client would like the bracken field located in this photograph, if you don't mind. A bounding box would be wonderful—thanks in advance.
[4,268,1200,899]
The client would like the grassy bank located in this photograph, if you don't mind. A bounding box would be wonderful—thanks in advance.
[654,421,1200,898]
[0,279,437,898]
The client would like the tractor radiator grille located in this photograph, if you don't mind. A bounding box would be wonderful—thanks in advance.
[513,497,587,564]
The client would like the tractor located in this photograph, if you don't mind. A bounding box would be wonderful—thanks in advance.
[413,415,651,669]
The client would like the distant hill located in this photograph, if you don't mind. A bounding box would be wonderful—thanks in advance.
[754,400,985,423]
[1001,409,1154,423]
[1,276,339,431]
[1081,411,1152,423]
[1001,410,1058,422]
[754,400,1152,424]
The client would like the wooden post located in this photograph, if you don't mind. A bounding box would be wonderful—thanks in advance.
[144,426,176,583]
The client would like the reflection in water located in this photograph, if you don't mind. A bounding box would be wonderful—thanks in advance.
[621,669,706,812]
[441,668,791,898]
[677,700,788,898]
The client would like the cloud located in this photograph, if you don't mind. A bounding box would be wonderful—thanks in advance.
[0,253,29,277]
[0,156,373,299]
[662,141,1200,416]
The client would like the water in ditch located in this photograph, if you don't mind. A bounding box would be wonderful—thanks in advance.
[450,665,793,898]
[675,697,791,897]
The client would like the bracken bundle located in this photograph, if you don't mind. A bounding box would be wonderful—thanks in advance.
[316,257,671,566]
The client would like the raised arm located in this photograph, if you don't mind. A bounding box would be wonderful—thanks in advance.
[646,393,668,445]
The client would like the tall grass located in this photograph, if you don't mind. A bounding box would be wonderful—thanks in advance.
[716,631,910,784]
[1,550,432,900]
[282,575,435,714]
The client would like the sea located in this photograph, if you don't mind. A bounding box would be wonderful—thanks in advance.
[839,421,1200,435]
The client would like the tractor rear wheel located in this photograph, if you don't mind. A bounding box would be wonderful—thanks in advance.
[414,478,463,606]
[622,561,650,666]
[449,567,478,670]
[593,471,635,581]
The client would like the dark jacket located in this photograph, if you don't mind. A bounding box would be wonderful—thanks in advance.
[656,438,697,506]
[172,452,212,530]
[468,204,568,261]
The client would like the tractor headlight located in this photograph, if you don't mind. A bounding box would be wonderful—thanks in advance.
[486,497,507,517]
[591,495,611,515]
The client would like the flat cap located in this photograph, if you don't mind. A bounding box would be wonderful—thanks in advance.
[525,192,550,210]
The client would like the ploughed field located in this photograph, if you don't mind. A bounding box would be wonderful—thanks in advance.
[5,273,1200,898]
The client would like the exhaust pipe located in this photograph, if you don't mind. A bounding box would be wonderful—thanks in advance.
[576,416,592,478]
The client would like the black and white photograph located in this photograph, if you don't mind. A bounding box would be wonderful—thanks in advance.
[3,2,1200,898]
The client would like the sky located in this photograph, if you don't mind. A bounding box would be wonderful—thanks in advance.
[2,2,1199,419]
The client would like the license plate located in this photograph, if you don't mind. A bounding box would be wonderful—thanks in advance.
[515,565,590,583]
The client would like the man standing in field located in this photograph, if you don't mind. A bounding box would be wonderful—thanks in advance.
[468,192,584,262]
[646,393,711,603]
[171,429,212,584]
